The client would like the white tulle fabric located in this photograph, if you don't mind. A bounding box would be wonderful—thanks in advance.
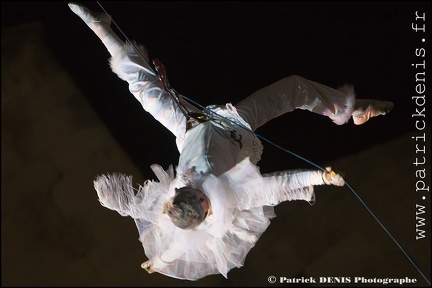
[94,157,323,280]
[94,157,322,280]
[142,158,273,280]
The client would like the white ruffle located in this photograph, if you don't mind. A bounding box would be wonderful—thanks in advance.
[95,157,322,280]
[328,84,356,125]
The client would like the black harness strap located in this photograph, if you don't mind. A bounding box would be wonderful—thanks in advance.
[152,58,194,120]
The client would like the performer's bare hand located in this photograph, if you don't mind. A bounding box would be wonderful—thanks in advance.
[141,260,155,274]
[322,167,345,186]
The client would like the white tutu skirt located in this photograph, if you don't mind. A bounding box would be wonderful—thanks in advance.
[132,158,275,280]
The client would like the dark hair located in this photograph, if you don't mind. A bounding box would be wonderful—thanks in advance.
[166,187,207,230]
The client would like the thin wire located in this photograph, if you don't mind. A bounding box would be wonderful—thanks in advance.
[96,2,155,71]
[94,2,431,285]
[344,182,431,286]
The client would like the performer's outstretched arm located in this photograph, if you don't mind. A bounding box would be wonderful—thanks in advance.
[109,44,188,150]
[68,3,189,150]
[262,168,344,205]
[234,168,345,210]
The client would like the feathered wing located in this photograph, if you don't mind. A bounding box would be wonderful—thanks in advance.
[329,83,356,125]
[93,173,137,217]
[93,164,176,220]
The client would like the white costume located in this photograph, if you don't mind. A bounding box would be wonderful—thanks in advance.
[68,2,392,281]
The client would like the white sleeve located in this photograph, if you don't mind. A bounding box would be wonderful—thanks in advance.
[260,169,325,205]
[234,169,325,209]
[109,42,188,150]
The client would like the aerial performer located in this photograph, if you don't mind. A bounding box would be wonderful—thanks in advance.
[68,2,394,280]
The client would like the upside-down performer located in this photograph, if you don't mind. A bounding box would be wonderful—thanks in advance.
[69,2,394,280]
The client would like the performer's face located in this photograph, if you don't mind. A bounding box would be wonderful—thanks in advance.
[186,188,210,216]
[197,191,210,217]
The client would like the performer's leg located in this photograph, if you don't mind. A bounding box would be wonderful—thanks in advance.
[235,75,392,131]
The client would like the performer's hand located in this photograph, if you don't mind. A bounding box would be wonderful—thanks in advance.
[322,167,345,186]
[141,260,155,274]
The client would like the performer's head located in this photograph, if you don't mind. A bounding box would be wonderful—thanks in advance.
[163,186,210,229]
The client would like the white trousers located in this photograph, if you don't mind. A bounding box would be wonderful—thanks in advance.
[235,75,355,131]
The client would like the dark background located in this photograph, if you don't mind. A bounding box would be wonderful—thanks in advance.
[2,1,430,176]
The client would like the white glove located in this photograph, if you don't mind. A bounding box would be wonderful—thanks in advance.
[322,167,345,186]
